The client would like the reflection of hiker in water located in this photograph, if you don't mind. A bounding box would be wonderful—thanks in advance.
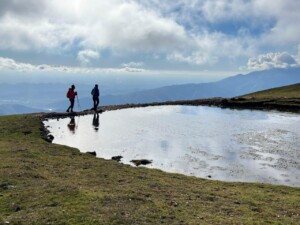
[91,84,100,111]
[67,116,76,133]
[66,84,77,113]
[93,113,100,131]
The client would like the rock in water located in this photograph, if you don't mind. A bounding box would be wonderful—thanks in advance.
[130,159,152,166]
[111,155,123,162]
[46,134,54,142]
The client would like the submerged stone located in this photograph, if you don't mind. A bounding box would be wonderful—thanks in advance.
[130,159,152,166]
[111,155,123,162]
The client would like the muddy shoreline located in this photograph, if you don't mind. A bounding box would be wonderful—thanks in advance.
[42,97,300,120]
[40,97,300,142]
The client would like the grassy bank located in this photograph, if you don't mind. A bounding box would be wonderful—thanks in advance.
[0,113,300,224]
[242,83,300,99]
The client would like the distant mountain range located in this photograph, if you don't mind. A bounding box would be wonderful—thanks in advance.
[49,67,300,110]
[1,67,300,114]
[0,104,46,115]
[100,67,300,105]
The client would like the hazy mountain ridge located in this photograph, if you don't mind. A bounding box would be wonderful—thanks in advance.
[0,104,46,115]
[48,67,300,110]
[98,67,300,106]
[1,67,300,114]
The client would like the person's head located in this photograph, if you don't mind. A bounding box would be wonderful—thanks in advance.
[95,84,98,88]
[71,84,75,89]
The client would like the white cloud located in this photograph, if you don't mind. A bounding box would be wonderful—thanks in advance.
[246,52,299,70]
[0,0,257,67]
[0,0,189,53]
[0,57,145,74]
[297,44,300,63]
[121,62,144,68]
[121,67,145,73]
[0,0,299,70]
[77,49,100,66]
[144,0,300,51]
[0,57,35,71]
[167,51,217,65]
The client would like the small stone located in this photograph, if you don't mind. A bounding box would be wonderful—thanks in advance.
[46,134,54,142]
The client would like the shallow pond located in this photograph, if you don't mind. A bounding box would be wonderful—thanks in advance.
[44,106,300,186]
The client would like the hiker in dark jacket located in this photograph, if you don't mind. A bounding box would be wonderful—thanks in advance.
[91,84,100,111]
[66,84,77,112]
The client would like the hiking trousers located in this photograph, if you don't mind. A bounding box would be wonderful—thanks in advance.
[93,97,99,110]
[67,98,75,112]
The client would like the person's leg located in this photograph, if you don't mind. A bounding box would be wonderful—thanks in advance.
[67,99,71,112]
[93,97,96,110]
[70,99,75,112]
[95,97,99,108]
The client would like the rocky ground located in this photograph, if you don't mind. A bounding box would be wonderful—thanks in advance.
[42,97,300,121]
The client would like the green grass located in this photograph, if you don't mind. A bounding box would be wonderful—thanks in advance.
[1,114,300,224]
[242,83,300,99]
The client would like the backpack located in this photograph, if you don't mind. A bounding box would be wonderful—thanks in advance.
[66,89,71,98]
[91,88,95,96]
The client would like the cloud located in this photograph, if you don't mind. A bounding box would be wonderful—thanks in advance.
[77,49,100,66]
[143,0,300,53]
[0,57,145,73]
[246,52,299,70]
[121,62,144,68]
[0,0,300,70]
[0,57,35,71]
[121,67,145,73]
[120,62,145,72]
[297,44,300,63]
[0,0,189,53]
[167,51,218,65]
[0,0,256,67]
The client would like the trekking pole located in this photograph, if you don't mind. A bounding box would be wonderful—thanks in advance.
[76,95,81,111]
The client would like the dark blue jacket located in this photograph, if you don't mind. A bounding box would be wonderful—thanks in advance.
[91,87,99,97]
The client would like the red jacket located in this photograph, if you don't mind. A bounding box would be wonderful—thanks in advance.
[67,88,77,99]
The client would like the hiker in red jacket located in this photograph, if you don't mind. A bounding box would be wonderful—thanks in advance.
[66,84,77,112]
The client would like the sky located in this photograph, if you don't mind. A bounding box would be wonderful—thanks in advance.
[0,0,300,80]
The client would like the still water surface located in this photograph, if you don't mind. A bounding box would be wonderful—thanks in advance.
[44,106,300,186]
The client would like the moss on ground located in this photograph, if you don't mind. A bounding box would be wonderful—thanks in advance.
[0,114,299,224]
